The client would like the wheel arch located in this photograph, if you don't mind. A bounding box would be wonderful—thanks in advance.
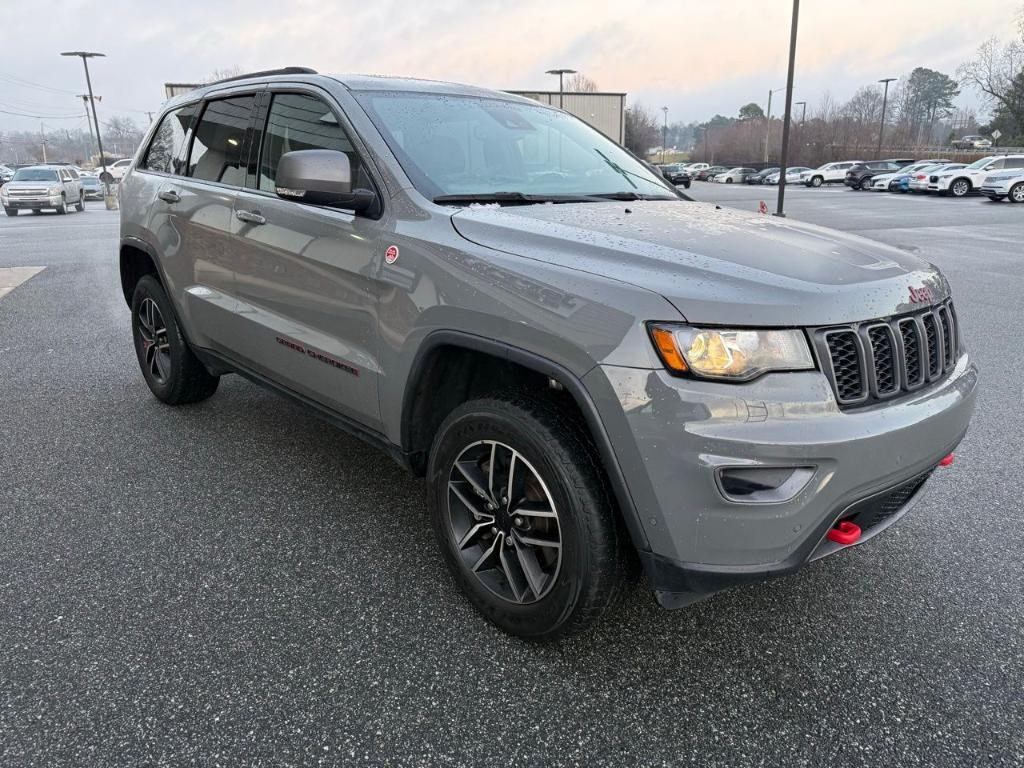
[119,238,163,307]
[400,330,649,551]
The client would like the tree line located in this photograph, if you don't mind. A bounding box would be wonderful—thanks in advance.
[0,115,146,166]
[626,9,1024,165]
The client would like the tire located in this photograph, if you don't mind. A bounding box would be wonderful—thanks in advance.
[986,195,1005,202]
[1010,183,1024,204]
[130,275,219,405]
[3,207,17,216]
[31,209,41,215]
[860,177,873,191]
[75,195,85,212]
[725,177,733,183]
[428,394,625,640]
[810,175,823,187]
[55,195,67,215]
[950,178,971,197]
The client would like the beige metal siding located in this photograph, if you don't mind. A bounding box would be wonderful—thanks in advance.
[506,91,625,145]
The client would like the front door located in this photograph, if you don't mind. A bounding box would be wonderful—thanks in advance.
[227,89,384,430]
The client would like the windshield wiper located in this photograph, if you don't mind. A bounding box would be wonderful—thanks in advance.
[433,191,675,206]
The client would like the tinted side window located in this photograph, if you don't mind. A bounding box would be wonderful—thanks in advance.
[256,93,362,193]
[142,104,197,175]
[1005,157,1024,168]
[187,95,256,185]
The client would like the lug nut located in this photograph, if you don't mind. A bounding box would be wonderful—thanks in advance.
[490,526,498,536]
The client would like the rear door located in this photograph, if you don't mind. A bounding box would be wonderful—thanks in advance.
[227,87,385,429]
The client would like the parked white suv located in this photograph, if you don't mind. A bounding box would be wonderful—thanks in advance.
[101,158,133,183]
[980,170,1024,203]
[801,161,862,187]
[929,155,1024,197]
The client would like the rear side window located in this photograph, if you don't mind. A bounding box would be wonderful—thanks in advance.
[142,104,197,175]
[1005,157,1024,169]
[256,92,362,193]
[187,95,256,185]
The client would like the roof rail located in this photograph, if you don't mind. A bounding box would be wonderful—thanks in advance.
[209,66,318,85]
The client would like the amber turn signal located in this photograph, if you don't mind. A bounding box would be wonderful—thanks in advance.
[650,326,689,372]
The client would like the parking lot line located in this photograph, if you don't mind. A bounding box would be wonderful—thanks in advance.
[0,266,45,299]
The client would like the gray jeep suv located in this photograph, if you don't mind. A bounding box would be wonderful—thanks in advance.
[119,68,977,639]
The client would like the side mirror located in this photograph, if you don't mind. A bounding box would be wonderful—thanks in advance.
[275,149,376,212]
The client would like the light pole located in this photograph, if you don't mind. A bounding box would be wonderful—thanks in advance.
[877,77,896,158]
[545,68,577,109]
[661,106,668,163]
[77,94,100,165]
[61,52,108,189]
[764,86,786,164]
[774,0,801,218]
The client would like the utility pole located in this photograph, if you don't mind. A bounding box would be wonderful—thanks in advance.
[40,123,48,163]
[61,52,108,191]
[764,86,785,164]
[661,106,668,163]
[774,0,801,218]
[877,77,896,158]
[77,94,100,165]
[545,68,577,109]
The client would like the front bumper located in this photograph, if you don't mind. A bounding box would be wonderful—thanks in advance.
[2,195,62,209]
[587,356,978,608]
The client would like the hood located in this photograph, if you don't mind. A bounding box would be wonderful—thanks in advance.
[450,200,947,326]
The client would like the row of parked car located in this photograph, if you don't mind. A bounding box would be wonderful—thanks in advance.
[0,162,119,215]
[656,155,1024,202]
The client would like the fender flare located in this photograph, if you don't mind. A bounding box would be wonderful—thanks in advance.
[401,330,650,551]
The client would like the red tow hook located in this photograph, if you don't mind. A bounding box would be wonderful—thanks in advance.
[938,453,955,467]
[827,520,862,546]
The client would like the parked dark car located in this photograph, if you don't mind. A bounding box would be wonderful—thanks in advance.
[845,159,916,190]
[696,165,728,181]
[662,164,692,188]
[745,167,778,184]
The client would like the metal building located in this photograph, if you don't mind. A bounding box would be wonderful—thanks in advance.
[505,91,626,145]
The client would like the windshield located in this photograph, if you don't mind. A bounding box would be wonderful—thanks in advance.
[964,157,994,170]
[12,169,58,182]
[355,91,674,201]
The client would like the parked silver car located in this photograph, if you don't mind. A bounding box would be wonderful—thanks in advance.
[1,165,85,215]
[119,69,977,639]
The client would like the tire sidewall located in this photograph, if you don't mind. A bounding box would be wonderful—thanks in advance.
[428,404,592,638]
[811,176,823,187]
[130,275,185,401]
[1010,183,1024,203]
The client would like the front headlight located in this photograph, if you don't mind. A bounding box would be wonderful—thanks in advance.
[49,185,62,195]
[648,324,814,381]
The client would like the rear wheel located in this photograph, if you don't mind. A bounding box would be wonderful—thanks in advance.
[950,179,971,197]
[810,175,823,187]
[1010,183,1024,203]
[428,395,625,640]
[725,177,733,183]
[75,195,85,212]
[3,207,16,216]
[131,275,219,405]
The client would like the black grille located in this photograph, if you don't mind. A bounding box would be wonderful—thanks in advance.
[843,470,933,531]
[922,314,941,377]
[817,300,959,409]
[898,318,923,386]
[825,331,864,401]
[867,325,898,394]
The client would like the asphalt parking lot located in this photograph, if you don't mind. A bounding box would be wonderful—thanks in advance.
[1,194,1022,767]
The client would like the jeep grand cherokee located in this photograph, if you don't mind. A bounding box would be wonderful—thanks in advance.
[119,68,977,639]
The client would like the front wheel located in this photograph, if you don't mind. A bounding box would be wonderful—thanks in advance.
[3,207,17,217]
[131,275,219,405]
[860,177,873,191]
[725,177,733,184]
[810,175,823,187]
[1009,183,1024,203]
[950,179,971,197]
[75,196,85,212]
[428,395,625,640]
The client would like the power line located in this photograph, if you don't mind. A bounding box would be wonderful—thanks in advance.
[0,73,77,96]
[0,108,83,119]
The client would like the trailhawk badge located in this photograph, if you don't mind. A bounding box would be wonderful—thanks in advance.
[384,245,400,264]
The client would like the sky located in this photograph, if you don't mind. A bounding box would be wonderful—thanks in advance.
[0,0,1016,137]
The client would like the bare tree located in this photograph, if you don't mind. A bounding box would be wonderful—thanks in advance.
[564,73,599,92]
[958,22,1024,137]
[624,102,660,155]
[204,65,244,84]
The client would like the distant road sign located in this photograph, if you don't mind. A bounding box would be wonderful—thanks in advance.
[992,129,1002,140]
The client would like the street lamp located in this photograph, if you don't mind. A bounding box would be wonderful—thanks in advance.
[774,0,801,218]
[794,100,807,124]
[764,86,787,164]
[61,51,108,189]
[661,106,669,164]
[877,77,897,158]
[545,68,577,109]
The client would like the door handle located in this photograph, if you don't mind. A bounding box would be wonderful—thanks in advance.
[158,190,181,204]
[235,210,266,225]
